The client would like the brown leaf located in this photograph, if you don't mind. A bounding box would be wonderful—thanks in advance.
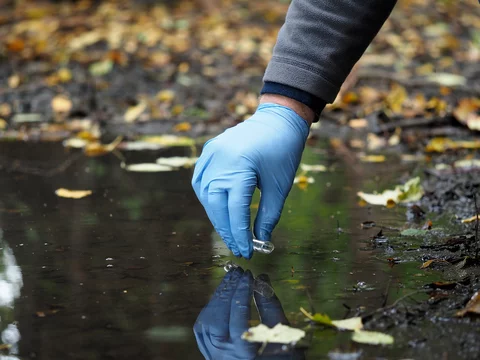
[420,259,450,269]
[456,291,480,317]
[453,98,480,131]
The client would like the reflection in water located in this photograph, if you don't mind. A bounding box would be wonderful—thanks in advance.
[0,229,23,358]
[194,266,304,360]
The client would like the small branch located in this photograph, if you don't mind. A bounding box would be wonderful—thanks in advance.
[474,193,479,259]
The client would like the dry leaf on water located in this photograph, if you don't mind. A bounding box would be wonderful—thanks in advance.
[124,100,147,123]
[241,323,305,344]
[357,177,423,207]
[456,291,480,317]
[300,308,363,331]
[156,157,197,168]
[84,136,122,157]
[351,330,394,345]
[420,259,450,269]
[121,163,173,172]
[55,188,92,199]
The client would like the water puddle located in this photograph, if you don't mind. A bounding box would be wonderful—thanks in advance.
[0,140,452,359]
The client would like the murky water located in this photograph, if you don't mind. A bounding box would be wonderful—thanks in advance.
[0,140,443,359]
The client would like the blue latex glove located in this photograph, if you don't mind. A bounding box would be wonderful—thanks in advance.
[192,103,309,259]
[194,267,305,360]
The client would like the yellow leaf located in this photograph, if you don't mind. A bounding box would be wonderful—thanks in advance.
[352,330,394,345]
[141,135,195,147]
[124,101,147,123]
[173,122,191,132]
[300,308,363,331]
[453,98,480,131]
[157,90,175,103]
[420,259,449,269]
[0,118,6,130]
[55,188,92,199]
[359,154,386,163]
[84,136,122,157]
[241,323,305,344]
[58,68,72,83]
[8,74,20,88]
[461,215,480,224]
[51,95,72,113]
[171,105,185,116]
[385,83,407,113]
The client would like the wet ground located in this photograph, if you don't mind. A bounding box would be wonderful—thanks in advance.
[1,139,479,360]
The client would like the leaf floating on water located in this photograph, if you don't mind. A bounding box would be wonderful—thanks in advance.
[156,157,197,168]
[55,188,92,199]
[300,307,363,331]
[120,141,165,151]
[331,317,363,331]
[300,164,327,172]
[141,135,195,147]
[456,291,480,317]
[357,177,423,207]
[63,138,88,149]
[351,330,394,345]
[121,163,173,172]
[300,307,333,326]
[241,323,305,344]
[84,136,122,157]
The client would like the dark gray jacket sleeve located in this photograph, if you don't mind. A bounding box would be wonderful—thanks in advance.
[263,0,397,104]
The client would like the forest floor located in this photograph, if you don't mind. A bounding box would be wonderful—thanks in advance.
[1,0,480,358]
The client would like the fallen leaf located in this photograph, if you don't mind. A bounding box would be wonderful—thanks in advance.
[461,215,480,224]
[300,307,363,331]
[420,259,450,269]
[351,330,394,345]
[62,138,88,149]
[8,74,20,88]
[241,323,305,344]
[331,317,363,331]
[141,135,195,147]
[171,105,185,117]
[51,95,72,113]
[357,177,423,207]
[89,60,113,77]
[55,188,92,199]
[300,164,327,172]
[121,163,173,172]
[124,100,147,123]
[157,90,175,103]
[456,291,480,317]
[294,176,315,184]
[120,141,165,151]
[173,121,191,132]
[156,157,197,168]
[426,73,466,87]
[84,136,122,157]
[425,138,480,152]
[348,118,368,128]
[359,154,386,163]
[453,98,480,131]
[385,83,407,113]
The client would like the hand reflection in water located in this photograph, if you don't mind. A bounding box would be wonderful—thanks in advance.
[194,266,304,360]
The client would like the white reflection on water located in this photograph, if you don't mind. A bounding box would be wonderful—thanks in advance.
[0,229,23,357]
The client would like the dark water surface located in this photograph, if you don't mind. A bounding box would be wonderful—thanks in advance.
[0,141,439,359]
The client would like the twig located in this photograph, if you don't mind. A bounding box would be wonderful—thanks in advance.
[474,193,479,259]
[362,290,422,320]
[381,279,392,308]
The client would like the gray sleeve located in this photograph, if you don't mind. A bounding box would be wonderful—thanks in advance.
[263,0,397,103]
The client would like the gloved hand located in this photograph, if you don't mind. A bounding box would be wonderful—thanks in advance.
[192,103,309,259]
[194,267,304,360]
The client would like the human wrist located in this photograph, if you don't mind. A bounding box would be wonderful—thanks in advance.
[259,94,315,126]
